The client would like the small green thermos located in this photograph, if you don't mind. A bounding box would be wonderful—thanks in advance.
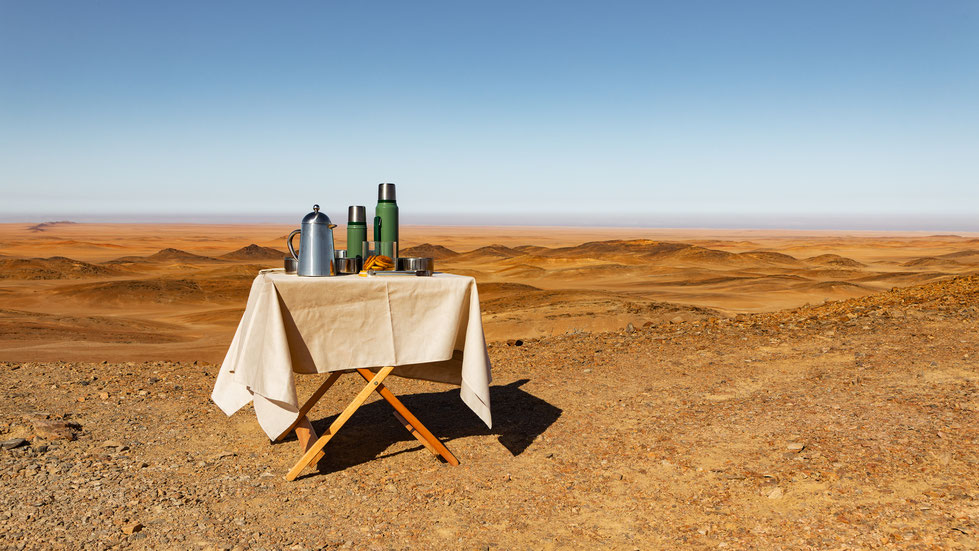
[346,206,367,258]
[373,183,399,257]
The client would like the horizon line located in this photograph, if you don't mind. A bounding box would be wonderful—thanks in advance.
[2,211,979,233]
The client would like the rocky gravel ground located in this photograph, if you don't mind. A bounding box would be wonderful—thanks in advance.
[1,276,978,550]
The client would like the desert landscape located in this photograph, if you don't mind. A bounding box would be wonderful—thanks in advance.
[1,222,978,549]
[3,222,979,362]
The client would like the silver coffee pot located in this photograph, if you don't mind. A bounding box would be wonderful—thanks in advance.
[287,204,337,276]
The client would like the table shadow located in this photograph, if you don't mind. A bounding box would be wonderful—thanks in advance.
[282,378,561,478]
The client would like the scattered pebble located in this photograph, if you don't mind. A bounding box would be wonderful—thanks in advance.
[1,438,28,450]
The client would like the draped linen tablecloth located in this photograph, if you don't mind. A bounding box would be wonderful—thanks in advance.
[211,270,492,439]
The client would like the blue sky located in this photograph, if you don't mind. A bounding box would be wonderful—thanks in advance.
[1,1,977,226]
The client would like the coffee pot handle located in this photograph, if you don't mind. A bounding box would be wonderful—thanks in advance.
[287,229,301,261]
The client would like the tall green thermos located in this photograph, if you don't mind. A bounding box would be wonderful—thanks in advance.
[346,206,367,259]
[373,183,398,258]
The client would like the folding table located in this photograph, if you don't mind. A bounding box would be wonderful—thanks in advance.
[210,270,492,480]
[276,366,458,480]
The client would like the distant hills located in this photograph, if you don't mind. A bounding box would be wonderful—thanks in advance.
[220,244,286,260]
[27,221,76,232]
[0,256,126,280]
[104,245,285,264]
[399,243,459,259]
[107,248,224,264]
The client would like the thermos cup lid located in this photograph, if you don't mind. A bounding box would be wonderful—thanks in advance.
[348,205,367,224]
[378,183,397,201]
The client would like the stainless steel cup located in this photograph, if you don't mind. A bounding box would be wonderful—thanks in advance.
[336,257,362,274]
[284,256,298,273]
[397,257,434,272]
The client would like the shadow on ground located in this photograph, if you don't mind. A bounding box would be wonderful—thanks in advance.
[279,378,561,478]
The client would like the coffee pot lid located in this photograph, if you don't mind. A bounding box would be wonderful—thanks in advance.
[302,204,333,225]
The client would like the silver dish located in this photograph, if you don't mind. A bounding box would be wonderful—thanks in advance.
[397,257,434,272]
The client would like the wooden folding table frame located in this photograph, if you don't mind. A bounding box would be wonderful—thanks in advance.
[275,365,459,481]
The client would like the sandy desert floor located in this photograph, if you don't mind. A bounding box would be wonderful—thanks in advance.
[0,222,977,549]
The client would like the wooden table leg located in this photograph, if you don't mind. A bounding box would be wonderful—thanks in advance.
[392,410,440,457]
[285,366,395,481]
[294,416,325,463]
[274,372,343,442]
[356,368,460,466]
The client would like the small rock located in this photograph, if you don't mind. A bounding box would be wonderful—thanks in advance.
[101,440,125,449]
[32,420,77,441]
[122,522,143,535]
[1,438,28,450]
[583,368,592,373]
[786,442,805,452]
[98,392,109,400]
[626,323,635,334]
[768,487,784,499]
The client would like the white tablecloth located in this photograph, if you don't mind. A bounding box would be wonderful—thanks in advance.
[211,270,492,438]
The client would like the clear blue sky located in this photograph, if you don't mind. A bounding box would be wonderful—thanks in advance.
[1,1,977,226]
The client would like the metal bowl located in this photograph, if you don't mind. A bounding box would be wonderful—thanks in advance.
[397,257,434,272]
[336,257,362,274]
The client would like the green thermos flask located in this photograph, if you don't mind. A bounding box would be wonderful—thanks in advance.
[373,183,398,257]
[346,206,367,259]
